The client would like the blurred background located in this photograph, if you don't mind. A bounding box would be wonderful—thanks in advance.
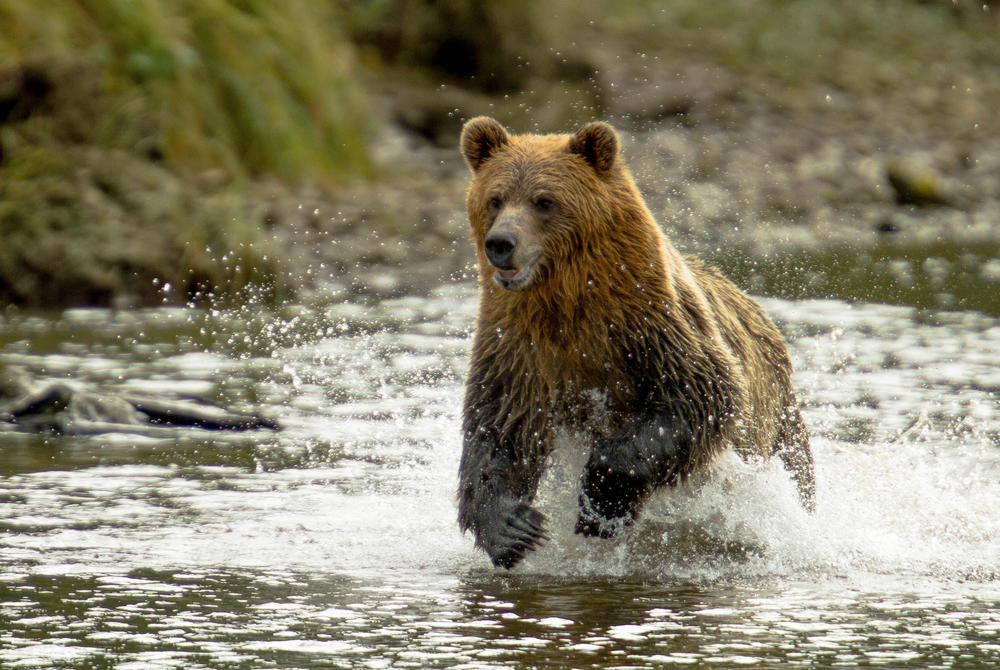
[1,0,998,313]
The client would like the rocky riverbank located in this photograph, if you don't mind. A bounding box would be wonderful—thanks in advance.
[271,60,1000,315]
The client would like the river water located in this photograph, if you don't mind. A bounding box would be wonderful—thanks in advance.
[1,284,999,668]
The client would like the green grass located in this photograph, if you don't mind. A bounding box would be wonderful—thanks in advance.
[0,0,371,182]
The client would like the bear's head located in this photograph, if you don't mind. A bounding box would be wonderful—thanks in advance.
[461,116,648,294]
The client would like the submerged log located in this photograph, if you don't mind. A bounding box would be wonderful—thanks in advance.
[125,395,280,431]
[1,368,279,435]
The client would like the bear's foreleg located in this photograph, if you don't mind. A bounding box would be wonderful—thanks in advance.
[458,427,549,569]
[575,412,693,538]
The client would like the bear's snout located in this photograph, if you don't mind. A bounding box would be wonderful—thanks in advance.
[484,232,518,269]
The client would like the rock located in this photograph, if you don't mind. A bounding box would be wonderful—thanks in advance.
[875,218,901,234]
[885,160,952,207]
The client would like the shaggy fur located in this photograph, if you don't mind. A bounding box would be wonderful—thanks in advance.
[457,116,814,569]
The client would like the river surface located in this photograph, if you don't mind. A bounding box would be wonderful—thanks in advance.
[1,284,999,668]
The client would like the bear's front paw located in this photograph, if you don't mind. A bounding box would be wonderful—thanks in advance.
[575,494,635,538]
[480,497,548,570]
[574,463,645,538]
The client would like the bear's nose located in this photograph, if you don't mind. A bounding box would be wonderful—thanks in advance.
[484,232,517,268]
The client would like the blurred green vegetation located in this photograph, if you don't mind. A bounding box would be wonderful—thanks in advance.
[0,0,369,180]
[0,0,370,306]
[601,0,998,93]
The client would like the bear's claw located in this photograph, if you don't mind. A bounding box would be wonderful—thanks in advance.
[481,498,548,570]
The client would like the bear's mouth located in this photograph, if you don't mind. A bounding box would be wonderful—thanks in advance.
[492,255,541,291]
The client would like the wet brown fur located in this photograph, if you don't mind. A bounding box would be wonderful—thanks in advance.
[458,117,814,565]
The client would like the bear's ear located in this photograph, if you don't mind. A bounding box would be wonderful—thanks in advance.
[461,116,510,172]
[568,121,619,174]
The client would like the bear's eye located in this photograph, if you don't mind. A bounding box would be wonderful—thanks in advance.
[534,197,555,212]
[487,196,503,211]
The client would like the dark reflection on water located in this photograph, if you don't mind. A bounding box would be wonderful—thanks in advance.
[1,286,1000,668]
[715,240,1000,317]
[0,435,263,477]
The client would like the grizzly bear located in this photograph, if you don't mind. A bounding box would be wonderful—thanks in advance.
[457,116,815,569]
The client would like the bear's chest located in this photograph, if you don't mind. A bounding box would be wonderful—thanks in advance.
[516,340,634,437]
